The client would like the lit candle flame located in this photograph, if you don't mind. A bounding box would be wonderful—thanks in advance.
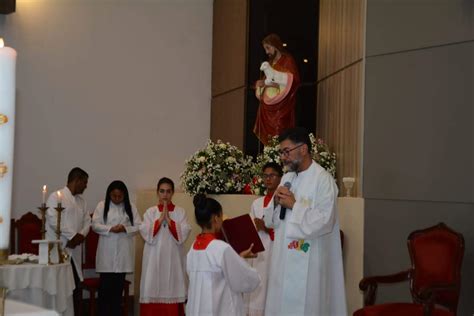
[42,185,47,204]
[0,38,4,48]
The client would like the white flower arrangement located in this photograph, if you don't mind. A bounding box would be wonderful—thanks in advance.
[309,133,337,178]
[181,140,254,195]
[251,134,337,195]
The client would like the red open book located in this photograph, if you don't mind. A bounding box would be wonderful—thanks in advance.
[221,214,265,254]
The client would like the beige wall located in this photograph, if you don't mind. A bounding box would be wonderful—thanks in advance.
[317,0,366,197]
[363,1,473,314]
[338,197,364,315]
[0,0,213,218]
[210,0,247,149]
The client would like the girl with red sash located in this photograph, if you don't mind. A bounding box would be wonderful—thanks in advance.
[186,195,260,316]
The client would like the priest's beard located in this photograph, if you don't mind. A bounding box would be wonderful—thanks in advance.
[285,158,302,172]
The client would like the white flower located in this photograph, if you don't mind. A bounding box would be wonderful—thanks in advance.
[181,139,253,194]
[226,156,236,163]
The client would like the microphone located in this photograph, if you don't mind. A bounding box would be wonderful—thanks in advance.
[279,182,292,220]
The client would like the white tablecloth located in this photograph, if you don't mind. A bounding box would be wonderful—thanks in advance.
[0,263,74,316]
[5,299,59,316]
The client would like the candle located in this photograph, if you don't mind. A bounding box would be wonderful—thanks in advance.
[0,38,17,256]
[42,185,47,204]
[57,191,62,205]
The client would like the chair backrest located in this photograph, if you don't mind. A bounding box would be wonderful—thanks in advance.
[82,228,99,270]
[10,218,15,254]
[15,212,42,254]
[408,222,464,313]
[340,229,344,250]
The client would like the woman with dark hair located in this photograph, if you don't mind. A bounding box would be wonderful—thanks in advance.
[139,177,191,316]
[92,180,142,316]
[186,194,260,316]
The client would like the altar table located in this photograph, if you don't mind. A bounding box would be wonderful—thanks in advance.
[0,262,74,316]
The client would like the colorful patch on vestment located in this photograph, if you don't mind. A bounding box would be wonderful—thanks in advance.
[288,239,310,253]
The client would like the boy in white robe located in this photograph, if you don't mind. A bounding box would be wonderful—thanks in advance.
[46,167,90,315]
[244,162,282,316]
[263,127,347,316]
[139,177,191,316]
[187,194,261,316]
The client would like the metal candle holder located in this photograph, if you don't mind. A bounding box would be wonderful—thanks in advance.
[55,203,66,264]
[38,203,48,239]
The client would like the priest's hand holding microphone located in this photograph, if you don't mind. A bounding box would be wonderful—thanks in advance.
[275,182,295,220]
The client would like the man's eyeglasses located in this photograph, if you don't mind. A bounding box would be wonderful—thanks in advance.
[262,173,279,180]
[278,143,304,157]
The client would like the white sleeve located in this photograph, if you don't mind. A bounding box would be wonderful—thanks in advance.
[125,204,142,236]
[169,209,191,245]
[139,208,159,244]
[286,173,338,240]
[92,202,111,236]
[80,202,91,237]
[221,247,260,293]
[250,200,258,219]
[263,196,281,229]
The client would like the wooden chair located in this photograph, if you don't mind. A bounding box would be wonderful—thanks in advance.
[354,223,464,316]
[80,228,131,316]
[340,229,344,250]
[10,218,15,254]
[14,212,42,254]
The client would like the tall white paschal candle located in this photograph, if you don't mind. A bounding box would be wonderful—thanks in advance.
[0,38,17,259]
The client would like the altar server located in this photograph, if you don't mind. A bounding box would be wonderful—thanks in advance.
[46,167,90,315]
[186,194,260,316]
[244,162,282,316]
[92,180,141,316]
[139,177,191,316]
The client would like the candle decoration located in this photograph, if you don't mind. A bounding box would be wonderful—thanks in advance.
[57,191,62,204]
[42,185,47,204]
[0,38,17,261]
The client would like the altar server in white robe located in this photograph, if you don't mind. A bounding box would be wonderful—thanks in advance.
[92,180,142,316]
[244,162,282,316]
[46,167,90,315]
[263,127,347,316]
[139,177,191,316]
[187,194,261,316]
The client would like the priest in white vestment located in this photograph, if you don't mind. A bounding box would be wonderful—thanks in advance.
[263,127,347,316]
